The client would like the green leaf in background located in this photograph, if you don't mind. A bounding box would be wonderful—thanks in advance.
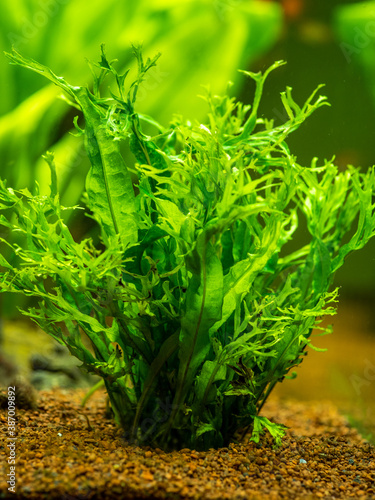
[0,0,282,201]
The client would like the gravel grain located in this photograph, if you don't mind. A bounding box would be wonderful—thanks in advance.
[1,388,374,499]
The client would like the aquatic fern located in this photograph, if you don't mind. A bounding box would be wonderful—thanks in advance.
[1,46,375,451]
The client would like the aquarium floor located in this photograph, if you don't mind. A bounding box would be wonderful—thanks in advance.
[0,388,374,500]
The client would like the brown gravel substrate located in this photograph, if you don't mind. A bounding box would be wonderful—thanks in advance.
[1,388,374,500]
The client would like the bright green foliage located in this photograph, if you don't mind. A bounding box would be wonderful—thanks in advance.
[1,47,375,451]
[0,1,282,318]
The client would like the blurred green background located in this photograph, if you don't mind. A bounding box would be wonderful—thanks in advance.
[0,0,374,440]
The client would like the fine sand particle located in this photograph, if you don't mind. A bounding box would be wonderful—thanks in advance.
[0,389,374,499]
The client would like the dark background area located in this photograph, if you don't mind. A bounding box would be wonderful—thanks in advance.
[253,0,375,302]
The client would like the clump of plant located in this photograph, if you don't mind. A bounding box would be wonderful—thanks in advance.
[1,47,375,452]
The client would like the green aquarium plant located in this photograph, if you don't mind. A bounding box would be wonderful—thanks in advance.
[1,46,375,452]
[0,0,282,321]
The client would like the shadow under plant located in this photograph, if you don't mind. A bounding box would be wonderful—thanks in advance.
[0,46,375,452]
